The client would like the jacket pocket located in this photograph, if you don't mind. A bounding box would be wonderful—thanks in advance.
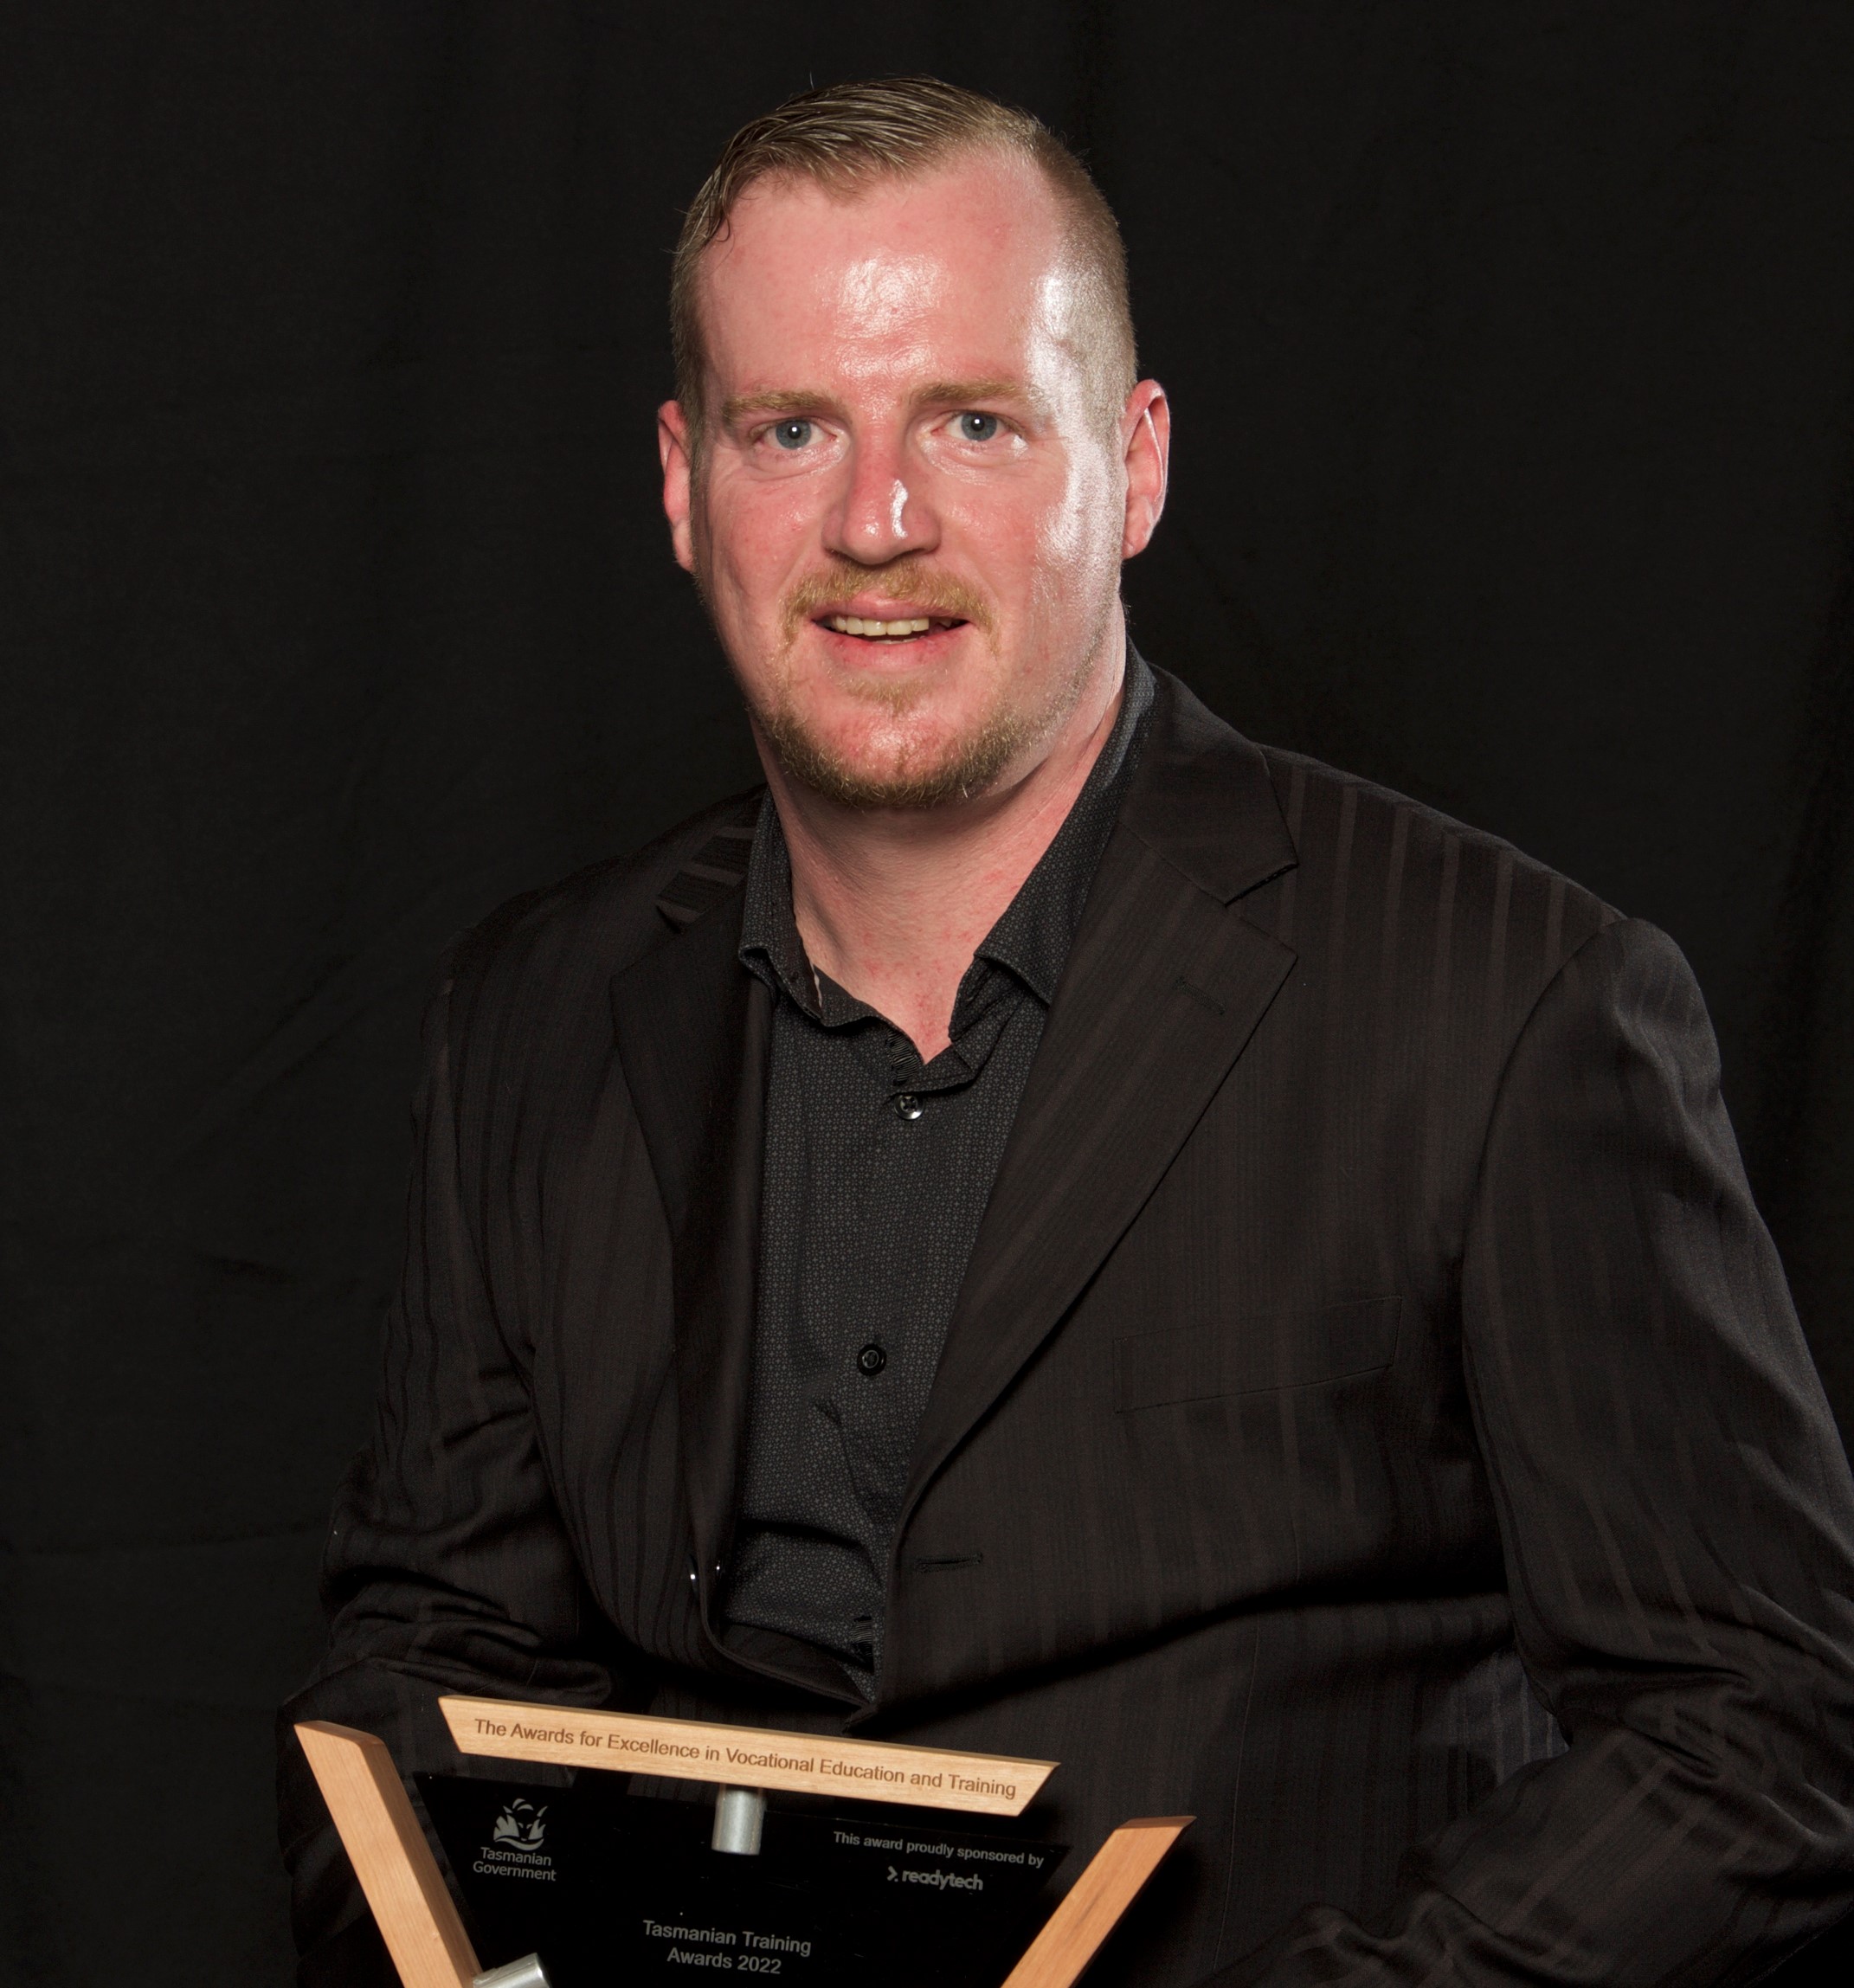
[1114,1296,1402,1412]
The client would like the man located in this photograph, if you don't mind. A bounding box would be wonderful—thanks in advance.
[280,77,1854,1985]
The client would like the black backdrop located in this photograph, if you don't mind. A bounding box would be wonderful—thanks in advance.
[5,5,1853,1980]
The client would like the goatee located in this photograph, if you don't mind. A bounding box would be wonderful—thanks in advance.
[756,687,1040,811]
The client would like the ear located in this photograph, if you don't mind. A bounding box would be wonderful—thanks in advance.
[658,400,698,573]
[1119,380,1170,561]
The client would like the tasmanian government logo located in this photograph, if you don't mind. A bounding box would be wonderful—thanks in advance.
[492,1800,549,1850]
[473,1799,556,1881]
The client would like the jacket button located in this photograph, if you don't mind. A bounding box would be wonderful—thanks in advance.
[856,1342,887,1376]
[894,1093,924,1120]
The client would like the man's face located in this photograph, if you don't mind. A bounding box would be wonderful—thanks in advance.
[659,149,1167,809]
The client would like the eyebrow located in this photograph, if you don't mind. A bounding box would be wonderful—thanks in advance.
[718,377,1043,428]
[914,377,1031,409]
[720,389,833,425]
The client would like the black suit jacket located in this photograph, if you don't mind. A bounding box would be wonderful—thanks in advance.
[280,668,1854,1985]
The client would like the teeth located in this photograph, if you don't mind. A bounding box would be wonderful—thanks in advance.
[827,614,935,638]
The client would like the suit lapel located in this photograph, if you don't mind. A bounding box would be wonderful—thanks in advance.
[609,679,1296,1690]
[610,888,768,1616]
[900,673,1299,1525]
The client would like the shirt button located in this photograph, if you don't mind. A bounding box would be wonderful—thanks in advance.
[856,1342,887,1376]
[894,1093,924,1120]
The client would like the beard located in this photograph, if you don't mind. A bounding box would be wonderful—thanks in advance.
[724,555,1107,813]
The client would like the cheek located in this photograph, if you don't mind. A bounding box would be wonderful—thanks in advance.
[1030,453,1122,597]
[701,479,813,615]
[945,457,1112,594]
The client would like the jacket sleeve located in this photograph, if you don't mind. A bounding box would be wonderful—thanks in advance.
[276,960,624,1978]
[1236,917,1854,1986]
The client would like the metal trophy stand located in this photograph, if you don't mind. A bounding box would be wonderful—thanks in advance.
[297,1698,1189,1988]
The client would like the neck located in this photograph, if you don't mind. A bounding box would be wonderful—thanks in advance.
[759,624,1128,1062]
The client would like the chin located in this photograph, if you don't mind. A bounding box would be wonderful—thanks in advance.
[761,700,1032,813]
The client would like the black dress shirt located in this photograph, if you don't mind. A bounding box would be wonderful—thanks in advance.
[726,658,1155,1694]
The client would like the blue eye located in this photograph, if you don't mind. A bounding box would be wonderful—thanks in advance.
[771,419,814,451]
[958,412,1001,442]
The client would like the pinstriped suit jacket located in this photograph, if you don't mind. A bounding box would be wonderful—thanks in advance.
[280,667,1854,1985]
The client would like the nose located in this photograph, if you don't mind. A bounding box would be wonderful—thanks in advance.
[824,429,938,564]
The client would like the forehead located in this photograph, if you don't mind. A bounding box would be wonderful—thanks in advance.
[695,151,1083,394]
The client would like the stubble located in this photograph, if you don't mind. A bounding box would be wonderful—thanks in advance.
[735,556,1099,811]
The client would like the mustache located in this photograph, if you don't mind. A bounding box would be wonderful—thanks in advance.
[782,558,995,640]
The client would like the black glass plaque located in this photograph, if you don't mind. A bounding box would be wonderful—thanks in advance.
[419,1772,1067,1988]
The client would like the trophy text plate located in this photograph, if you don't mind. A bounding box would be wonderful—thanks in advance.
[421,1772,1068,1988]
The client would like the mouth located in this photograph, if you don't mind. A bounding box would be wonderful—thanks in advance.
[816,612,969,646]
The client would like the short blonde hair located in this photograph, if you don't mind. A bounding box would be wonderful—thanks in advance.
[671,76,1136,440]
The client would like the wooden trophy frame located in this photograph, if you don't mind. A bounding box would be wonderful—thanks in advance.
[297,1698,1190,1988]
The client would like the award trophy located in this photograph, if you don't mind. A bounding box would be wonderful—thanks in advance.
[298,1697,1188,1988]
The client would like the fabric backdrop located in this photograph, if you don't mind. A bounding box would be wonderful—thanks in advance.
[4,4,1851,1980]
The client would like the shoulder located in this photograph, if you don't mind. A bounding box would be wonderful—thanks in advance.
[440,788,763,1026]
[1256,739,1619,975]
[1141,668,1625,1024]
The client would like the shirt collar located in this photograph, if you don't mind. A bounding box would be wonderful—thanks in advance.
[969,654,1153,1004]
[737,817,845,1021]
[738,651,1155,1017]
